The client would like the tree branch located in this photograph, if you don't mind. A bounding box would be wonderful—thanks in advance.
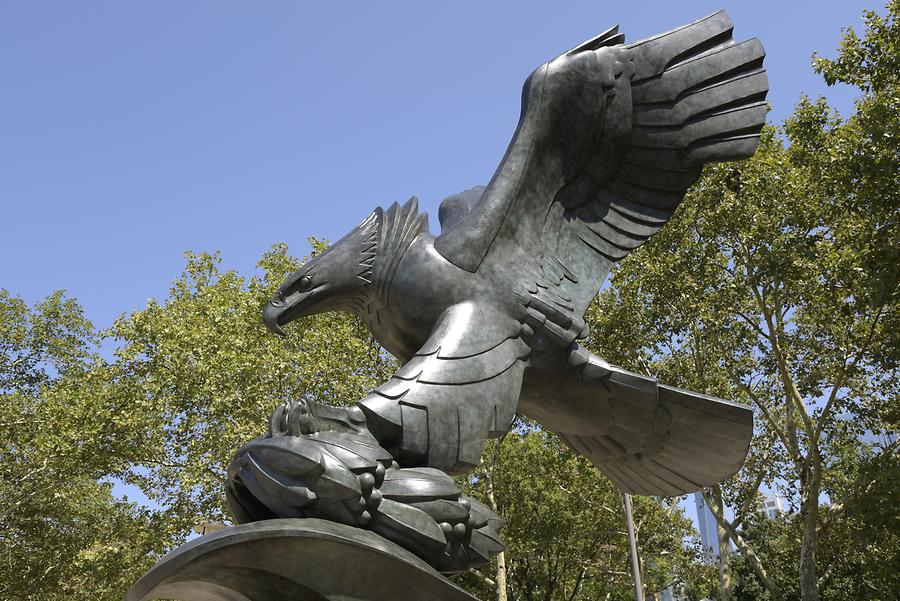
[703,489,783,600]
[566,567,587,601]
[731,450,771,530]
[815,304,886,442]
[767,294,815,441]
[734,309,771,340]
[467,568,496,588]
[731,375,798,464]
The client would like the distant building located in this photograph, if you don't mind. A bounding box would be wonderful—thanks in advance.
[694,491,720,565]
[758,494,787,519]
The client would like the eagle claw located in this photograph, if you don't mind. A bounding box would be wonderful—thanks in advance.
[226,399,505,574]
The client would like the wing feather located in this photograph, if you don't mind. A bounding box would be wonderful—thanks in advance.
[359,303,529,474]
[435,10,767,318]
[521,344,753,496]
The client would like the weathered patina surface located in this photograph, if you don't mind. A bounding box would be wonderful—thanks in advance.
[130,11,769,599]
[232,9,767,575]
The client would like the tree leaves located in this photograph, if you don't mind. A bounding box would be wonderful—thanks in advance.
[0,243,398,600]
[458,430,715,600]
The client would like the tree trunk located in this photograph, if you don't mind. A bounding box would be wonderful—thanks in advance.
[484,454,509,601]
[702,489,782,600]
[798,469,820,601]
[717,526,733,600]
[716,524,734,601]
[495,551,509,601]
[714,487,733,601]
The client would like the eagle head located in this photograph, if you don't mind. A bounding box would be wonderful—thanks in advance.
[263,209,381,335]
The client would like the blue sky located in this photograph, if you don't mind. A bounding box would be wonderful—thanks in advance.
[1,0,875,333]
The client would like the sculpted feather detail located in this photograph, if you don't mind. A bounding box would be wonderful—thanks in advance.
[240,10,767,574]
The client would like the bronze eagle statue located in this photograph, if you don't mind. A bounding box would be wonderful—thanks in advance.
[226,10,767,574]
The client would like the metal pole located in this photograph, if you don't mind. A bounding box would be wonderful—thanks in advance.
[624,492,645,601]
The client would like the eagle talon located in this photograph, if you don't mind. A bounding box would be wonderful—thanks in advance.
[228,413,506,574]
[270,398,376,443]
[269,398,318,436]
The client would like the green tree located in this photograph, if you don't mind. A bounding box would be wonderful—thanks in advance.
[459,429,715,601]
[0,243,397,599]
[588,3,898,600]
[0,290,165,600]
[731,453,899,601]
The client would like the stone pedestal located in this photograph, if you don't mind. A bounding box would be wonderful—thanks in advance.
[126,518,479,601]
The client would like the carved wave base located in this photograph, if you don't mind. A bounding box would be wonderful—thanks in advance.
[125,518,479,601]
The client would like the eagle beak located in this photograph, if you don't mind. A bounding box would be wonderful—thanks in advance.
[262,300,286,337]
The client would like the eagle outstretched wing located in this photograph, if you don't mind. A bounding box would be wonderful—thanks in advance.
[434,10,767,316]
[433,11,766,495]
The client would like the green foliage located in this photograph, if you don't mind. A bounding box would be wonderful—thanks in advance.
[0,243,397,600]
[458,429,715,600]
[0,290,164,600]
[732,464,900,601]
[813,0,899,94]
